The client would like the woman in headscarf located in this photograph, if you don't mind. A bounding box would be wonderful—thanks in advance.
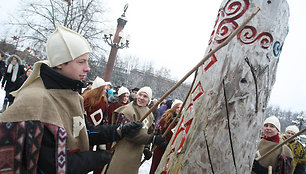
[1,54,25,111]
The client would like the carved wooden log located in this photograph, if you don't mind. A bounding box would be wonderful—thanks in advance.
[155,0,289,173]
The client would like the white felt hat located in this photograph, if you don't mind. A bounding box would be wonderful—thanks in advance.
[137,86,152,99]
[11,25,91,96]
[46,25,92,67]
[92,76,108,90]
[171,99,183,108]
[264,116,281,131]
[285,125,299,134]
[118,86,130,96]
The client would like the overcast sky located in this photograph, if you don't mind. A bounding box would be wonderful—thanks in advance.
[1,0,305,113]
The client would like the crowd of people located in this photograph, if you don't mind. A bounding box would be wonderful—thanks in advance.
[0,25,305,174]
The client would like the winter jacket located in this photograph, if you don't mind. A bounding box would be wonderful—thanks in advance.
[106,101,154,174]
[252,138,294,174]
[0,64,121,174]
[282,135,306,173]
[0,59,6,80]
[1,55,25,102]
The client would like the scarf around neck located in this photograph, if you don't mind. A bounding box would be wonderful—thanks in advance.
[7,62,19,82]
[264,134,280,143]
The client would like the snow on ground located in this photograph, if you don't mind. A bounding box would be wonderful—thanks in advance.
[0,86,152,173]
[0,86,5,111]
[138,155,152,174]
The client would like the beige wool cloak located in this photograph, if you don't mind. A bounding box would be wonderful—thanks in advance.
[106,102,154,174]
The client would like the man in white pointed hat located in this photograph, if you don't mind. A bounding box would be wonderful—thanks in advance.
[0,25,142,174]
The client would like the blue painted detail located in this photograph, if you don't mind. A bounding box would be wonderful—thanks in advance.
[273,41,283,57]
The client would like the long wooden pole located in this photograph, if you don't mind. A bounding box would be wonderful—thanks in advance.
[257,128,306,161]
[110,6,260,152]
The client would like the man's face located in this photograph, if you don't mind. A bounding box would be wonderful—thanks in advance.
[55,53,90,80]
[285,130,295,139]
[263,123,279,138]
[136,92,150,107]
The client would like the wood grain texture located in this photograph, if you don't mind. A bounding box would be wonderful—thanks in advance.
[155,0,289,173]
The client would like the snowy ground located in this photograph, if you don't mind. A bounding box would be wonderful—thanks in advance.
[0,87,151,173]
[138,156,152,174]
[0,87,5,111]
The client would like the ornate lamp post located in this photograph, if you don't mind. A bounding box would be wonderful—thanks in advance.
[103,4,129,82]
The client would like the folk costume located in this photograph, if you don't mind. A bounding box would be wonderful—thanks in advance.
[282,135,306,173]
[0,64,121,173]
[0,25,120,174]
[282,125,306,174]
[253,137,294,174]
[107,101,154,174]
[253,116,294,174]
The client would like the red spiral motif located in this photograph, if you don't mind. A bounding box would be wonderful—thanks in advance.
[209,0,249,45]
[237,26,273,49]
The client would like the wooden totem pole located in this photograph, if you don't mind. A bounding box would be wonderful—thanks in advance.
[155,0,289,173]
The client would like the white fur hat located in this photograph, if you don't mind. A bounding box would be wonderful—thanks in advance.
[137,86,152,99]
[171,99,183,108]
[285,125,299,134]
[264,116,281,131]
[92,76,108,90]
[118,86,130,96]
[46,25,92,67]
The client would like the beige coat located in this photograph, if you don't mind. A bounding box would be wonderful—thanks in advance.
[0,78,89,151]
[252,138,294,174]
[106,102,154,174]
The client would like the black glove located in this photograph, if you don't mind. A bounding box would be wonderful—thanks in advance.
[252,160,268,174]
[96,150,113,166]
[152,135,167,148]
[121,121,142,138]
[143,147,152,160]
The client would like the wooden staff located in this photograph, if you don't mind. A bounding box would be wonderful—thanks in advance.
[110,7,260,152]
[257,127,306,161]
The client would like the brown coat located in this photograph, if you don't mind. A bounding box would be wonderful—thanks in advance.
[252,138,294,174]
[106,102,154,174]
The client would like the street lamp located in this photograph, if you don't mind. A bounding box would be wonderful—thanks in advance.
[103,4,129,82]
[103,31,129,49]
